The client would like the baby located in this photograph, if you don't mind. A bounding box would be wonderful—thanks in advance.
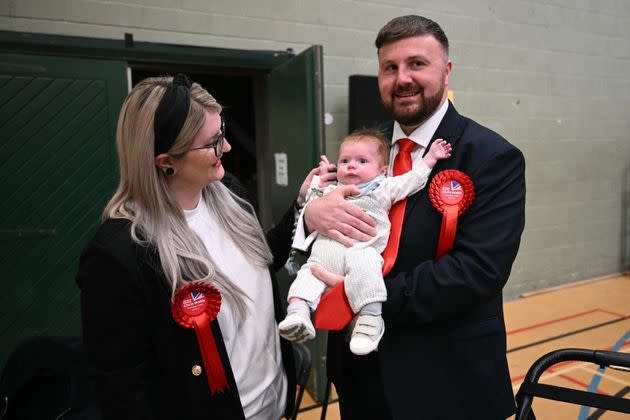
[279,129,451,355]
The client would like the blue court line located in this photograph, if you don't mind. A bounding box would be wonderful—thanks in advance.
[577,328,630,420]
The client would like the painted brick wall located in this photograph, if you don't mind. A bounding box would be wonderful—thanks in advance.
[2,0,629,297]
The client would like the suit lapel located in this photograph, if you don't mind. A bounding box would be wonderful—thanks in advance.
[408,101,467,214]
[422,101,466,157]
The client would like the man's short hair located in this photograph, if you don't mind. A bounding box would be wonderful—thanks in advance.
[375,15,449,57]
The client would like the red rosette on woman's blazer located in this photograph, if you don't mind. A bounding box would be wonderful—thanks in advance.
[171,281,227,395]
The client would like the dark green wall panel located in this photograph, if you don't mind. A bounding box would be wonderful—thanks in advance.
[0,54,127,367]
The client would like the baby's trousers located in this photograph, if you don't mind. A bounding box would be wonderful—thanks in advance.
[287,236,387,313]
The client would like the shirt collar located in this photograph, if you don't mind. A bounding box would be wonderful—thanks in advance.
[392,99,449,148]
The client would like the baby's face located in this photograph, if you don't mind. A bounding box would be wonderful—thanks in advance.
[337,140,387,185]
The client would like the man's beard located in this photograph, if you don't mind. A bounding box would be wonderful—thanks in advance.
[383,81,445,127]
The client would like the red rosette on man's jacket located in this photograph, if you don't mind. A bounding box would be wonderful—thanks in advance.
[171,281,227,395]
[429,170,475,259]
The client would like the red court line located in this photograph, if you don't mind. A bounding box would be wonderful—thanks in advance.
[507,309,599,336]
[511,365,606,394]
[553,339,630,369]
[512,374,525,383]
[558,374,590,389]
[548,366,608,395]
[558,374,608,395]
[507,309,629,336]
[510,340,630,384]
[595,308,627,318]
[554,365,613,395]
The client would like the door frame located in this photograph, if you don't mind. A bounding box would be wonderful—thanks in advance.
[0,30,325,226]
[0,30,292,70]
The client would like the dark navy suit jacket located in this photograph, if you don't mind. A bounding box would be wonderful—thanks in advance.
[327,102,526,419]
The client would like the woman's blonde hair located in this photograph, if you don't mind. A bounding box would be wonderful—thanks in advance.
[103,76,272,319]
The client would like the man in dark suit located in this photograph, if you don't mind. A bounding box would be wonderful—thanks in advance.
[303,15,526,419]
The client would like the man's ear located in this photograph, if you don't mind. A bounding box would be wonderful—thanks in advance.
[444,60,452,87]
[154,153,173,171]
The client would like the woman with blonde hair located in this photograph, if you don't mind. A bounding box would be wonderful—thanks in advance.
[76,74,317,419]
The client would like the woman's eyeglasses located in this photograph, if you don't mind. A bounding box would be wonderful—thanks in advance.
[187,117,225,157]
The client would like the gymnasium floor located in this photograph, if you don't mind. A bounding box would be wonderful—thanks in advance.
[295,274,630,420]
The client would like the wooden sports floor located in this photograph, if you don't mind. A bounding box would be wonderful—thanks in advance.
[295,274,630,419]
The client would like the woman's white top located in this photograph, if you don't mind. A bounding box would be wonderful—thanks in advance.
[185,198,287,420]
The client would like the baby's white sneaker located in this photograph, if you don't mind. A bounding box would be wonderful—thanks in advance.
[278,311,316,343]
[349,314,384,355]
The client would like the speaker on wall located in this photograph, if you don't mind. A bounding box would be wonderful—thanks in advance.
[348,75,391,133]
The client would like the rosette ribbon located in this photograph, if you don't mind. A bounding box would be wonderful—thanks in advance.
[171,281,227,395]
[429,170,475,259]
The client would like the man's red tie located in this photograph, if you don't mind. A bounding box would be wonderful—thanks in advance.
[381,138,415,276]
[314,138,416,330]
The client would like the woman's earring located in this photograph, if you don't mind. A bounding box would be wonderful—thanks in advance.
[165,167,175,176]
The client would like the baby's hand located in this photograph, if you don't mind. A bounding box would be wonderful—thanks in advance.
[429,138,452,161]
[319,155,330,178]
[318,155,337,188]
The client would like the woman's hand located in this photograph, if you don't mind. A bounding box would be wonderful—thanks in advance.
[304,185,377,247]
[310,264,344,288]
[297,167,318,207]
[296,156,337,206]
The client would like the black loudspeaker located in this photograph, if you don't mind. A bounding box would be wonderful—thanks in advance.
[348,75,390,133]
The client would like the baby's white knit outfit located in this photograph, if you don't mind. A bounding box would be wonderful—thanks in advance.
[287,162,431,313]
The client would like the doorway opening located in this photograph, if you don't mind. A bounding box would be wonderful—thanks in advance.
[132,68,261,208]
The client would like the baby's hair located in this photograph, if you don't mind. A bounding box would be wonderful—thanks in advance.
[341,128,391,166]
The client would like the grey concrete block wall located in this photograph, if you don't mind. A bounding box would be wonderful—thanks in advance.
[2,0,629,297]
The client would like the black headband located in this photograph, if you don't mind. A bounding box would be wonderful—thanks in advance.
[154,73,192,156]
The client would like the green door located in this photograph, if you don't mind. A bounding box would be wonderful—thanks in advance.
[266,45,325,217]
[266,45,327,400]
[0,54,127,367]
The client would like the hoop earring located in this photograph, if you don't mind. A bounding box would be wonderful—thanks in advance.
[165,167,175,176]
